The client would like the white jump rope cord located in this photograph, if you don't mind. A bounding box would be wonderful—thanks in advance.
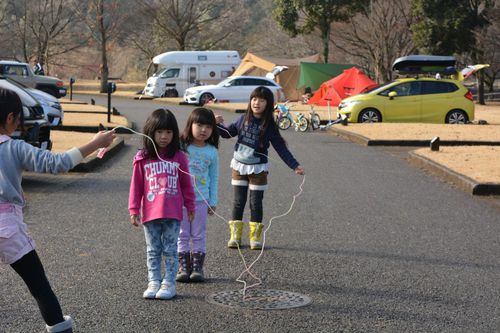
[110,125,305,297]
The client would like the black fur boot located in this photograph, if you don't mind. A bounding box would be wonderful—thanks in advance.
[176,252,191,283]
[190,252,206,282]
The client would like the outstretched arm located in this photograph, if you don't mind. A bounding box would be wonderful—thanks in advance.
[78,130,116,157]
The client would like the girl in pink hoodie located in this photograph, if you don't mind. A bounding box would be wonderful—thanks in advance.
[128,108,196,300]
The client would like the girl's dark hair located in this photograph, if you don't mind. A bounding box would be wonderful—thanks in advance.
[142,108,180,159]
[244,86,280,145]
[181,107,219,149]
[0,88,24,129]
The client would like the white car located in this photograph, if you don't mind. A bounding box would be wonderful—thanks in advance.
[0,77,52,149]
[4,77,64,126]
[183,76,285,105]
[27,87,64,126]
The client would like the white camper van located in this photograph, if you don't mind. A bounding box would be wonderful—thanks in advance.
[143,50,241,97]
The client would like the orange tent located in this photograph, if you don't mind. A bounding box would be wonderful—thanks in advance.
[308,67,378,106]
[233,52,320,101]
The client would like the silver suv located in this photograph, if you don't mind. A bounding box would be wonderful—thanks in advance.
[0,60,67,98]
[0,77,52,150]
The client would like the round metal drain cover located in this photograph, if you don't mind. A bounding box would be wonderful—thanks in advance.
[206,289,312,310]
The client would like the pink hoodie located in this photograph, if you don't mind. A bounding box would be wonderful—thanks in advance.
[128,149,195,224]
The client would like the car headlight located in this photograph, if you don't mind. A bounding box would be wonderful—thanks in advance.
[338,100,361,110]
[50,103,62,111]
[185,90,198,97]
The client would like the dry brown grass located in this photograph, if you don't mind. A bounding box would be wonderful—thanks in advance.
[51,131,95,152]
[62,113,129,127]
[414,146,500,183]
[327,103,500,184]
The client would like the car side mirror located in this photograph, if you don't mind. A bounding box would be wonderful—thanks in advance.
[223,83,231,87]
[388,91,397,99]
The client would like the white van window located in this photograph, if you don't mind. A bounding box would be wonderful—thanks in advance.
[159,68,180,79]
[189,67,197,83]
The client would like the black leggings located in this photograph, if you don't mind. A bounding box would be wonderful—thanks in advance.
[232,186,264,222]
[10,250,64,326]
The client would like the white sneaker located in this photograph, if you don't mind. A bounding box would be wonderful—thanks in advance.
[143,281,160,299]
[155,282,176,300]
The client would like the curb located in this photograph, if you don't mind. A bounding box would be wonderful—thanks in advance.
[329,127,500,146]
[59,100,88,105]
[408,152,500,195]
[54,126,132,134]
[151,98,248,113]
[329,127,500,195]
[71,136,125,172]
[207,104,247,113]
[327,127,372,145]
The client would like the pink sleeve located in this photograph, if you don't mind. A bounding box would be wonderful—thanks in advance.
[128,159,144,215]
[178,152,196,212]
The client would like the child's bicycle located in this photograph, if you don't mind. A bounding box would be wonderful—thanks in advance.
[275,102,309,132]
[308,104,321,130]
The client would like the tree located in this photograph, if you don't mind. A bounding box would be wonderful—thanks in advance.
[412,0,493,55]
[411,0,494,104]
[273,0,369,63]
[476,3,500,93]
[140,0,239,52]
[4,0,87,75]
[331,0,416,83]
[76,0,129,92]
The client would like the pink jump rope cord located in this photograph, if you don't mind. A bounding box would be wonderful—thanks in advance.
[110,125,305,297]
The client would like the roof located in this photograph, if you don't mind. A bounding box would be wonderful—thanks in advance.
[392,55,457,74]
[232,52,321,101]
[298,62,356,91]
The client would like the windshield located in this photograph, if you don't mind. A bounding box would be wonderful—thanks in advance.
[217,77,233,87]
[3,78,40,101]
[153,68,180,79]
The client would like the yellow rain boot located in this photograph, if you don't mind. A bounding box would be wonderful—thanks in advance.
[249,222,264,250]
[227,220,244,248]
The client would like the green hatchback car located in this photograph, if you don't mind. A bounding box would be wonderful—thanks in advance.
[337,77,474,124]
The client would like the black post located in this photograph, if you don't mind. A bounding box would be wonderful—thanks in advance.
[69,77,75,101]
[430,136,440,151]
[106,82,116,123]
[107,84,112,123]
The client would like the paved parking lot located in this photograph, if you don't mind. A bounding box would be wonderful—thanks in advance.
[1,96,500,332]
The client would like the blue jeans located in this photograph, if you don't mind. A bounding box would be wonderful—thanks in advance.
[143,219,180,284]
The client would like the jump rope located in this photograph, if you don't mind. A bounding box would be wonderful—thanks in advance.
[101,123,305,297]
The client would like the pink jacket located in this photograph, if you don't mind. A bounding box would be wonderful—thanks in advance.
[128,150,195,224]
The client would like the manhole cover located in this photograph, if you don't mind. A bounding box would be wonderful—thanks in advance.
[206,289,312,310]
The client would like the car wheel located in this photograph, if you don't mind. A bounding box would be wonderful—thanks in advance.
[199,93,215,106]
[278,116,291,130]
[445,109,468,124]
[358,108,382,123]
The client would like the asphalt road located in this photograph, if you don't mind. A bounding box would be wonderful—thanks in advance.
[1,95,500,332]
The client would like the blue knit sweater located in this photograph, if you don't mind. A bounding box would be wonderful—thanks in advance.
[217,115,299,170]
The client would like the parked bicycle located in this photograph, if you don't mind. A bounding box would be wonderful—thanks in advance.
[275,102,309,132]
[308,104,321,130]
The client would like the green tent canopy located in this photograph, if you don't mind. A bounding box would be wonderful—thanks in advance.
[298,62,355,91]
